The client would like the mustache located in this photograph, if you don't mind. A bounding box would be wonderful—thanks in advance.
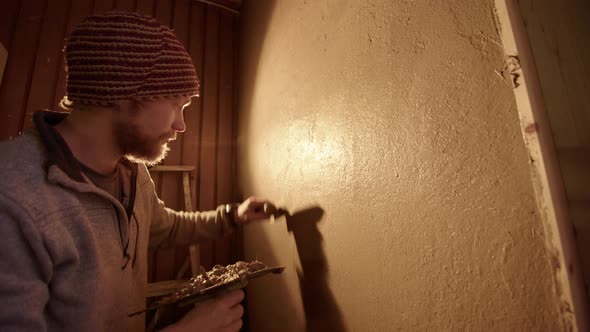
[160,133,177,142]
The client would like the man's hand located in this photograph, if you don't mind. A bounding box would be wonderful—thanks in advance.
[235,196,274,224]
[166,289,245,332]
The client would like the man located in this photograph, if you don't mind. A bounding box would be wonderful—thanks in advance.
[0,11,270,331]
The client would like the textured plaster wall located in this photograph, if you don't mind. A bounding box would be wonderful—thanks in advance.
[236,0,563,330]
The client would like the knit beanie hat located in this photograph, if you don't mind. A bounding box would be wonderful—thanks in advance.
[61,11,199,108]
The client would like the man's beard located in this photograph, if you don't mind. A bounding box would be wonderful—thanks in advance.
[113,120,175,166]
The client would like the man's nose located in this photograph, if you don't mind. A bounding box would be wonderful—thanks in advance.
[172,110,186,133]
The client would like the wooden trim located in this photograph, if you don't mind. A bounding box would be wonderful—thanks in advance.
[192,0,239,15]
[198,5,221,270]
[135,0,154,16]
[114,0,135,11]
[494,1,590,330]
[214,11,235,266]
[0,0,47,140]
[93,0,115,13]
[148,165,196,172]
[0,0,22,52]
[0,43,7,87]
[24,0,71,130]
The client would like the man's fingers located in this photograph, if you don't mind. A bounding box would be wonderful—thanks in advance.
[250,201,267,212]
[248,212,270,220]
[223,304,244,326]
[230,304,244,320]
[246,196,266,204]
[217,289,245,308]
[189,298,215,315]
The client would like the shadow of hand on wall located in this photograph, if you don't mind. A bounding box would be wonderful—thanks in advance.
[285,206,347,332]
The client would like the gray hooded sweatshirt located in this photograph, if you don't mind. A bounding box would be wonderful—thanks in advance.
[0,111,237,331]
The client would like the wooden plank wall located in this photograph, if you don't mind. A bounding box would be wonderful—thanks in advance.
[517,0,590,295]
[0,0,240,283]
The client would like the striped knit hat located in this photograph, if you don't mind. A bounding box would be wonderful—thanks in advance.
[61,11,199,108]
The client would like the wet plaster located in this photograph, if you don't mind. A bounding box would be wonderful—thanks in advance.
[236,0,564,330]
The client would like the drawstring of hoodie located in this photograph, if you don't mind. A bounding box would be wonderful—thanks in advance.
[120,213,139,269]
[131,214,139,268]
[118,209,132,270]
[120,166,138,270]
[119,214,140,269]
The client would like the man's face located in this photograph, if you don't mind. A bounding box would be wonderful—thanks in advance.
[113,97,192,165]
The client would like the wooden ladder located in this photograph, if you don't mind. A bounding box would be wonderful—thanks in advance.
[147,166,201,297]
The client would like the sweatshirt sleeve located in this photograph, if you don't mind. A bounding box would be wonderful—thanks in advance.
[144,168,237,249]
[0,194,49,331]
